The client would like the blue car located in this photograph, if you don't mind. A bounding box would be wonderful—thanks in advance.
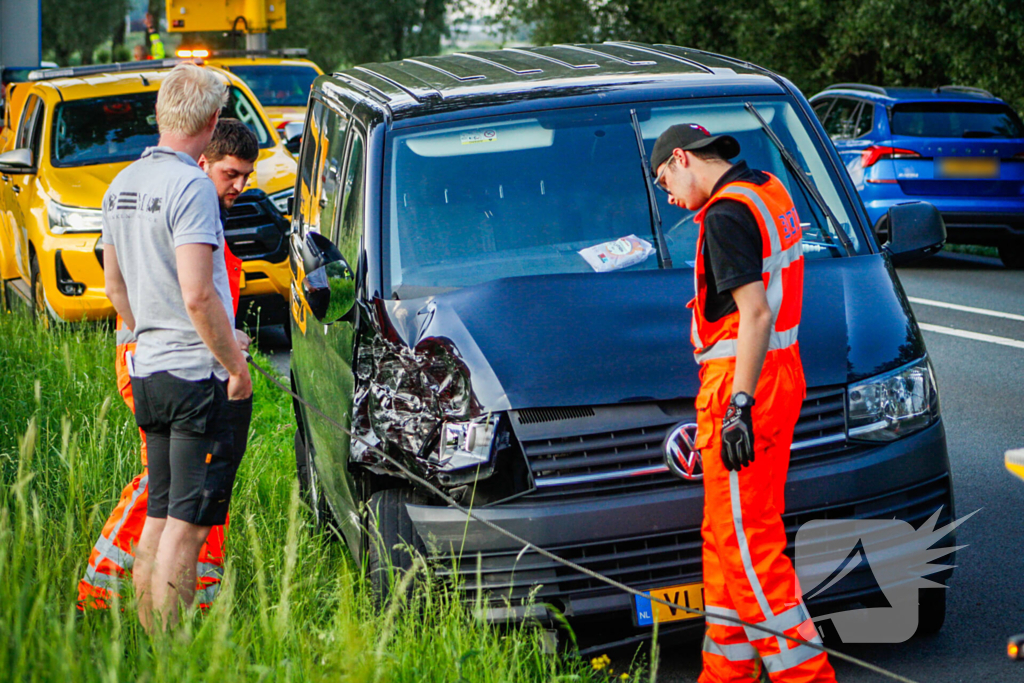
[810,83,1024,267]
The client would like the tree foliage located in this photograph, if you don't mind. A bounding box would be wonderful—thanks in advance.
[271,0,458,72]
[490,0,1024,111]
[42,0,129,66]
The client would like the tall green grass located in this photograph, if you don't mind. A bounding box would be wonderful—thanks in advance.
[0,311,647,682]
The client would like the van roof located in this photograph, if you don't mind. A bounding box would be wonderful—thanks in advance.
[329,42,783,119]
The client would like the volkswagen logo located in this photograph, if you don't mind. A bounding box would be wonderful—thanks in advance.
[663,422,702,481]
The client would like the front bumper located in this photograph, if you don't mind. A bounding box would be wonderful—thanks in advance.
[407,419,954,633]
[38,234,114,322]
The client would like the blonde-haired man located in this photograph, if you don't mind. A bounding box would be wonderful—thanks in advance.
[101,63,253,632]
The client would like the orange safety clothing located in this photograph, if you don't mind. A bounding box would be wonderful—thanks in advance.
[77,244,243,611]
[690,174,835,682]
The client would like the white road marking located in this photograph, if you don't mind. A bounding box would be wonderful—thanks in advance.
[918,322,1024,350]
[909,297,1024,323]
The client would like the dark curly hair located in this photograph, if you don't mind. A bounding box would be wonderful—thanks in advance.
[203,117,259,164]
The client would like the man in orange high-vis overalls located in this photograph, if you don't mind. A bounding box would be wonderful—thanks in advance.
[651,123,835,683]
[77,119,258,611]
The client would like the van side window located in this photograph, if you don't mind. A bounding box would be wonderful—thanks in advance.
[333,131,365,267]
[315,108,350,236]
[16,95,43,163]
[297,101,325,235]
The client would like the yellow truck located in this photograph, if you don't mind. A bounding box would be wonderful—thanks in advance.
[0,59,296,324]
[177,48,321,133]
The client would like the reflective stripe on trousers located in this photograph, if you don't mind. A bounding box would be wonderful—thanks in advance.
[696,353,834,683]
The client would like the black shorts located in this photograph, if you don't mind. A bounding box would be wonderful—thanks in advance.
[130,372,252,526]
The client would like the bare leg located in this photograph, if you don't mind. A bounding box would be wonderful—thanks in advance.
[150,518,212,630]
[133,516,166,632]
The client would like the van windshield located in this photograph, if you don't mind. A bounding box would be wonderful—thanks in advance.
[385,98,863,297]
[51,88,273,167]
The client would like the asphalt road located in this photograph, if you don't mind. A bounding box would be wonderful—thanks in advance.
[258,251,1024,682]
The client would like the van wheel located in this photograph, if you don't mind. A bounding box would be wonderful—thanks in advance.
[915,586,947,636]
[998,241,1024,269]
[295,428,335,536]
[29,252,49,327]
[366,488,426,606]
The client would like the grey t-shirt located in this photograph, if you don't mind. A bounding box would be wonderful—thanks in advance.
[102,146,234,381]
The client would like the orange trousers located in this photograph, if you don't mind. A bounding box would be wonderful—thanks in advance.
[77,338,228,611]
[695,346,835,682]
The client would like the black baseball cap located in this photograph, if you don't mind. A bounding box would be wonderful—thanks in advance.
[650,123,740,174]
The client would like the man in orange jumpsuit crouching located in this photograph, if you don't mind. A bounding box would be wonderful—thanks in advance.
[78,119,259,611]
[652,123,836,682]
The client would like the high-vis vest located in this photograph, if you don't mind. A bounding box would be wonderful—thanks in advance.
[689,173,804,365]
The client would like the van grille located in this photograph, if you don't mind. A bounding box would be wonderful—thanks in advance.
[431,474,952,606]
[516,386,860,501]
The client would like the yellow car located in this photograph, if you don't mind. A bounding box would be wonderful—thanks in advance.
[202,50,322,131]
[0,59,297,324]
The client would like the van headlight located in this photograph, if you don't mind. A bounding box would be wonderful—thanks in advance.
[432,415,496,472]
[847,356,939,442]
[48,201,103,234]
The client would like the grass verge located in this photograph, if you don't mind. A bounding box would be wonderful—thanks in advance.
[0,311,645,682]
[942,242,1000,258]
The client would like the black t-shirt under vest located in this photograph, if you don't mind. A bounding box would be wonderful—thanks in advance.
[701,161,769,322]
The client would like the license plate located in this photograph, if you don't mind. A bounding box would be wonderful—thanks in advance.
[937,157,999,178]
[634,582,705,626]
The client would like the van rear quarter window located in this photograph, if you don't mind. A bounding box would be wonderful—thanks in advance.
[384,98,865,297]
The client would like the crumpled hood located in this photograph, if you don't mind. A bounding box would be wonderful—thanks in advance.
[380,253,923,411]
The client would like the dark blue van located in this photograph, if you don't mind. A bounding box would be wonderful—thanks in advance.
[287,42,954,645]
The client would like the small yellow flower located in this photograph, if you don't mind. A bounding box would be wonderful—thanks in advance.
[591,654,611,671]
[620,674,630,681]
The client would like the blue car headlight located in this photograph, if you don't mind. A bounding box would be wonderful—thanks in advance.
[847,356,939,442]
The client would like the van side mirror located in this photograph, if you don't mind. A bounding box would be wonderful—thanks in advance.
[301,231,355,324]
[882,202,946,266]
[0,148,33,172]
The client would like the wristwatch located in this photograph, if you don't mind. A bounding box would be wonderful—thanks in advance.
[731,391,755,410]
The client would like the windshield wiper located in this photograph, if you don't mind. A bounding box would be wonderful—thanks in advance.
[744,102,855,256]
[629,108,672,269]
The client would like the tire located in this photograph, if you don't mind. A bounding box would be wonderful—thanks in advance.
[295,428,311,499]
[295,427,335,536]
[915,586,947,636]
[998,241,1024,269]
[29,251,49,327]
[366,488,426,606]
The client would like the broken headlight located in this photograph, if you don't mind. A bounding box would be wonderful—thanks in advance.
[847,356,939,442]
[431,415,496,472]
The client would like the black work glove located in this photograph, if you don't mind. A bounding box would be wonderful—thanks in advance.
[721,395,756,471]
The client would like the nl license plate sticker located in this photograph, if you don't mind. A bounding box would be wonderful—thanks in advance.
[635,582,705,626]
